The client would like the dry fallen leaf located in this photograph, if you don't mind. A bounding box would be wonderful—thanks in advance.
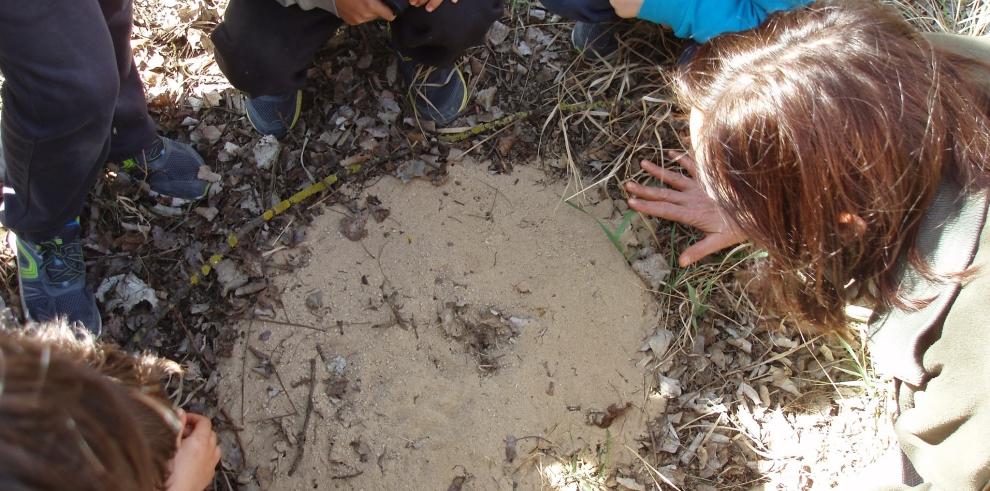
[616,476,646,491]
[589,402,633,428]
[631,253,672,290]
[339,213,368,241]
[253,134,280,170]
[365,195,390,223]
[214,259,249,296]
[504,435,517,462]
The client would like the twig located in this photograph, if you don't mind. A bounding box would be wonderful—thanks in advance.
[219,407,247,469]
[241,320,252,425]
[437,101,617,143]
[623,444,683,491]
[249,346,299,415]
[287,358,317,476]
[299,133,316,183]
[256,317,326,333]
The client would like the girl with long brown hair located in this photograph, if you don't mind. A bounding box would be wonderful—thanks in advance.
[625,1,990,488]
[0,322,221,490]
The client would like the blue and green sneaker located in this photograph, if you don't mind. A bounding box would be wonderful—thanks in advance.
[399,59,469,126]
[120,137,209,200]
[11,219,101,336]
[571,21,620,61]
[244,90,303,139]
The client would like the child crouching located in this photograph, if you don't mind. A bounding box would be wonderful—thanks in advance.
[0,322,220,491]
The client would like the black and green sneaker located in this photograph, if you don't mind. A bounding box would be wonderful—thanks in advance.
[11,219,101,336]
[120,137,209,200]
[399,59,469,126]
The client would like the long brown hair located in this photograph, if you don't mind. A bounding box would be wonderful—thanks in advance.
[0,323,182,490]
[675,0,990,330]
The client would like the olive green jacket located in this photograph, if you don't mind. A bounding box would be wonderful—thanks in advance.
[863,34,990,491]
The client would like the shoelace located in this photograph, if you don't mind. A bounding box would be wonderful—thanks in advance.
[121,139,166,174]
[39,239,85,284]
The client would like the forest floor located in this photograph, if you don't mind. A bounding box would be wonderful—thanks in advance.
[3,0,983,489]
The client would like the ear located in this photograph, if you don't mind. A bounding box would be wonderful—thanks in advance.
[837,212,867,242]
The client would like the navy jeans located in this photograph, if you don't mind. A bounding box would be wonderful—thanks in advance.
[211,0,503,98]
[0,0,159,242]
[539,0,617,23]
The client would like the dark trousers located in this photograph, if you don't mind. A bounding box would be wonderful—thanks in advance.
[0,0,158,242]
[538,0,617,23]
[211,0,502,98]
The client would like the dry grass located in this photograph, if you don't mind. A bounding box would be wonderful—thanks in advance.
[886,0,990,35]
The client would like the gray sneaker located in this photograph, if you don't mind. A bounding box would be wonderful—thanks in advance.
[121,137,209,200]
[11,219,101,336]
[571,21,620,61]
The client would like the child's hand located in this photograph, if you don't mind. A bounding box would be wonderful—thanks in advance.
[336,0,397,25]
[625,154,747,267]
[609,0,643,18]
[409,0,456,13]
[165,411,222,491]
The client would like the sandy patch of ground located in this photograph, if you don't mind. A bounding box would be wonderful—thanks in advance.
[219,160,661,489]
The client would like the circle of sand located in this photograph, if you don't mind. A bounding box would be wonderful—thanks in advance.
[218,159,660,489]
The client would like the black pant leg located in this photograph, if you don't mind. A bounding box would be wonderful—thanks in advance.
[390,0,503,68]
[538,0,617,23]
[211,0,343,97]
[0,0,120,242]
[100,0,159,161]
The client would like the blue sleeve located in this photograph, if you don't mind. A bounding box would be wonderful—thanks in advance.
[636,0,812,42]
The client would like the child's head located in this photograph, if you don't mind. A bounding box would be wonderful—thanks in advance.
[0,323,182,490]
[673,0,990,329]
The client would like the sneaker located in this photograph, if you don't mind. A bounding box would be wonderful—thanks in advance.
[12,219,101,336]
[571,21,620,61]
[245,90,303,139]
[121,137,209,200]
[399,59,468,126]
